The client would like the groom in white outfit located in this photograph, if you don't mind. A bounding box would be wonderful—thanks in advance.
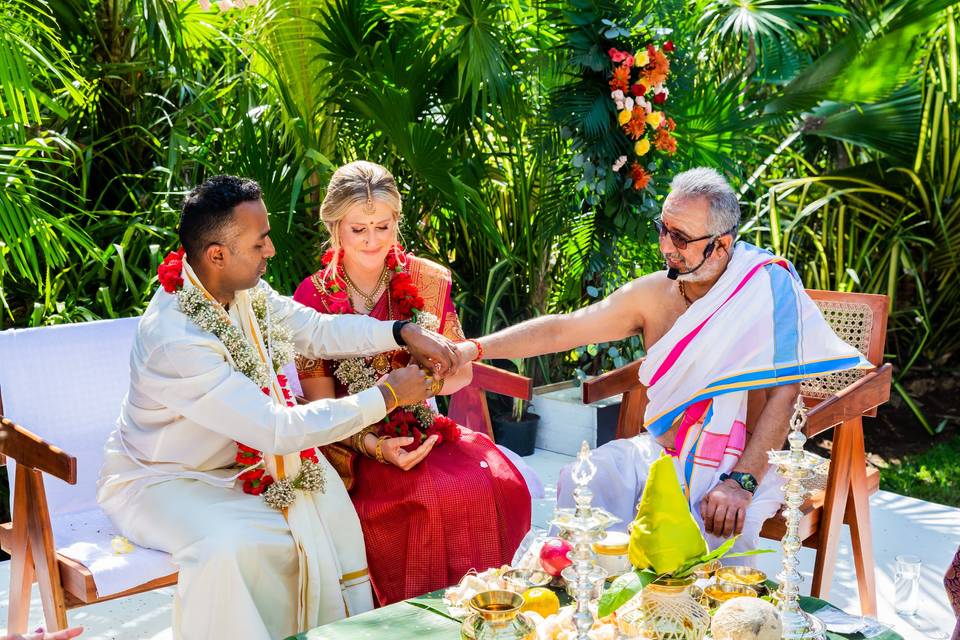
[97,176,461,639]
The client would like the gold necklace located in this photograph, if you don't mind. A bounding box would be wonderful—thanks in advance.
[342,266,389,310]
[678,280,693,308]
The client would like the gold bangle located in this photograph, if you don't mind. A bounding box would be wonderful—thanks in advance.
[352,427,377,457]
[375,435,389,464]
[350,431,363,453]
[382,382,400,412]
[431,377,444,395]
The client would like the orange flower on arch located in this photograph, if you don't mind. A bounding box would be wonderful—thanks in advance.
[630,162,651,190]
[641,47,670,88]
[654,129,677,154]
[609,64,631,92]
[622,107,647,139]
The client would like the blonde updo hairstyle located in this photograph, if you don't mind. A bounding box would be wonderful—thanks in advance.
[320,160,404,281]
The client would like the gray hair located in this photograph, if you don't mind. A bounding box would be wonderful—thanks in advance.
[668,168,741,239]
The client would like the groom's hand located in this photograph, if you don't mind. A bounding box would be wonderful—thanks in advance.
[380,364,433,407]
[401,323,461,376]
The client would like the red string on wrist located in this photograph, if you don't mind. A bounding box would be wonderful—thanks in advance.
[467,338,483,361]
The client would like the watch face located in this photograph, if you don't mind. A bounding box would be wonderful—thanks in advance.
[739,474,757,491]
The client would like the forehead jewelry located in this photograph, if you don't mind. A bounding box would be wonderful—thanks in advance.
[363,183,376,215]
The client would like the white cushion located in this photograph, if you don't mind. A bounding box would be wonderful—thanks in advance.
[0,318,176,597]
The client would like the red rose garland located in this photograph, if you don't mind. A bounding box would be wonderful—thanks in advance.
[318,244,460,445]
[157,249,320,498]
[320,245,425,317]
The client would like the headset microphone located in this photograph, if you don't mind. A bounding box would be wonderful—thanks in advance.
[664,239,718,281]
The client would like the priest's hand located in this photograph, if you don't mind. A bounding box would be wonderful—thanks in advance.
[457,340,479,363]
[377,435,438,471]
[379,364,433,408]
[400,323,461,376]
[700,479,752,538]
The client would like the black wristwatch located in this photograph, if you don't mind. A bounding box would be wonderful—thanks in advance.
[719,471,758,494]
[393,320,412,346]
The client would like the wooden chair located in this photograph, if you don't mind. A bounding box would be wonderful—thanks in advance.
[582,289,891,616]
[0,412,180,631]
[0,319,531,633]
[0,317,179,634]
[447,362,533,441]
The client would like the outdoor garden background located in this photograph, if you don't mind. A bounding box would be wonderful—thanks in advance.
[2,0,959,514]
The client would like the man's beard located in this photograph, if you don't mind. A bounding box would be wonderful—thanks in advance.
[677,266,716,283]
[663,252,721,283]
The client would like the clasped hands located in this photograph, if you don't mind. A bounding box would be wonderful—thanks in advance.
[377,322,463,408]
[367,324,465,470]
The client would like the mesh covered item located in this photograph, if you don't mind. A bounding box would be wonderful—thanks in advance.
[801,299,874,399]
[619,579,711,640]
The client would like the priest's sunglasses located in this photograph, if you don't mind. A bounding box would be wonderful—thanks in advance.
[652,217,716,250]
[653,217,737,250]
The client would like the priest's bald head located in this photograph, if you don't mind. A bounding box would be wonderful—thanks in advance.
[179,175,275,306]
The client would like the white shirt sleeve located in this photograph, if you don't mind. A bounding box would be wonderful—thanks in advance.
[150,339,386,456]
[260,281,399,360]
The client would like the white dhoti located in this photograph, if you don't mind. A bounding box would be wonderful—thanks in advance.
[103,475,371,640]
[556,434,784,564]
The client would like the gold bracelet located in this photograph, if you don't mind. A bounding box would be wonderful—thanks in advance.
[430,377,444,395]
[352,427,377,457]
[375,435,389,464]
[382,382,400,411]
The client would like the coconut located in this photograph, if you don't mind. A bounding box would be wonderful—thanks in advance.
[710,597,782,640]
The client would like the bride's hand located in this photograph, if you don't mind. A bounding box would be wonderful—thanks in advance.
[377,435,438,471]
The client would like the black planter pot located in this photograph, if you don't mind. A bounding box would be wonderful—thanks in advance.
[492,413,540,457]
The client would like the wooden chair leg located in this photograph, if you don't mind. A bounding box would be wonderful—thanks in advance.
[844,420,878,616]
[810,417,857,600]
[8,471,35,634]
[25,468,69,631]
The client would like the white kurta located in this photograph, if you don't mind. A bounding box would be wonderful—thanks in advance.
[97,275,398,639]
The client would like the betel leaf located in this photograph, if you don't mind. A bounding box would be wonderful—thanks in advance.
[597,569,658,618]
[673,537,775,578]
[673,537,738,578]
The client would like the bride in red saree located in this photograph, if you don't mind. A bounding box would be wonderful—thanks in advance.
[293,161,531,606]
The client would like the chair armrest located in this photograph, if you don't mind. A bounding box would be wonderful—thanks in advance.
[0,416,76,483]
[805,363,893,437]
[582,359,645,405]
[470,362,532,401]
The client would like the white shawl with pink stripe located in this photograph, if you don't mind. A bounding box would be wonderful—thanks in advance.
[637,242,868,506]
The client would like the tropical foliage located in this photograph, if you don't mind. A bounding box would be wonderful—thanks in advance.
[2,0,958,429]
